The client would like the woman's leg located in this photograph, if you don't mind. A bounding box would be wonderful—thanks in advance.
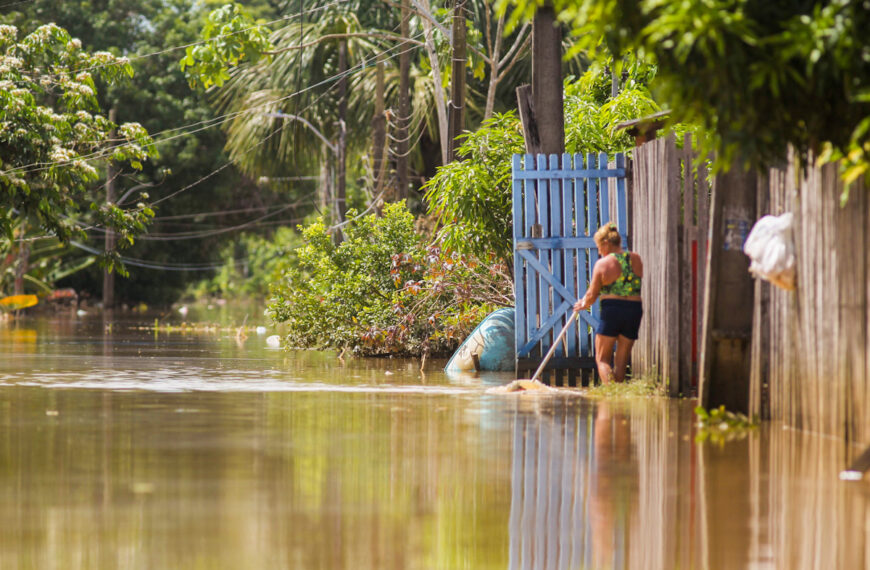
[595,334,617,384]
[613,335,635,382]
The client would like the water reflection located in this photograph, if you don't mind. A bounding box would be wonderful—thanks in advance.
[0,316,867,569]
[507,398,869,570]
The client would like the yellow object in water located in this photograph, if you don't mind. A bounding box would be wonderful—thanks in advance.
[0,294,38,311]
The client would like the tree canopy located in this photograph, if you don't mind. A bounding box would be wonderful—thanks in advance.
[525,0,869,180]
[0,23,155,272]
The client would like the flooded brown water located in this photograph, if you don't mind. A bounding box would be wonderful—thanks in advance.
[0,311,867,569]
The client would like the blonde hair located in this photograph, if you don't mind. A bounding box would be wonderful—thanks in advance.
[594,222,621,247]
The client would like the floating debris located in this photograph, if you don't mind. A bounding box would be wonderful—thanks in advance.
[266,335,281,348]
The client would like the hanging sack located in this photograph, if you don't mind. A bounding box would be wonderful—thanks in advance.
[743,212,796,290]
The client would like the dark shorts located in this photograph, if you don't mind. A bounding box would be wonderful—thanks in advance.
[596,299,643,340]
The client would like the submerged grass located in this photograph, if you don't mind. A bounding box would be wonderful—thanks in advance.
[584,376,662,399]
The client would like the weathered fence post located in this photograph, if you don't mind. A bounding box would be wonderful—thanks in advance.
[698,165,758,413]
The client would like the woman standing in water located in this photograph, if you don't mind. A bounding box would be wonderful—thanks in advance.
[574,222,643,384]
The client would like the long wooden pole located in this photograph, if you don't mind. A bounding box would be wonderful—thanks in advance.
[530,310,579,381]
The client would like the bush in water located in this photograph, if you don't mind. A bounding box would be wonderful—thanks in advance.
[266,202,512,357]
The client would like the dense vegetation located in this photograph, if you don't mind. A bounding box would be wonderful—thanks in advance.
[531,0,870,184]
[266,202,512,356]
[2,0,866,358]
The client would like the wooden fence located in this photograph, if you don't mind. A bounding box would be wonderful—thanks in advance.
[630,135,710,396]
[750,156,870,442]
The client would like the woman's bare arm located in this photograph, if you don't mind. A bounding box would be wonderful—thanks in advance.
[575,262,605,311]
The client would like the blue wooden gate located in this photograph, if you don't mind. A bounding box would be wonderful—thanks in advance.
[512,153,628,385]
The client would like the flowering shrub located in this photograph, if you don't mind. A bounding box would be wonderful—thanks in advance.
[266,202,512,357]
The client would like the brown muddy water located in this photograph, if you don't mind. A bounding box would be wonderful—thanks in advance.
[0,311,867,570]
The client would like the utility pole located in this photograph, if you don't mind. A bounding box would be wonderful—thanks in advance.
[371,54,387,202]
[397,0,411,199]
[103,108,116,310]
[336,40,348,236]
[531,2,564,155]
[447,0,467,163]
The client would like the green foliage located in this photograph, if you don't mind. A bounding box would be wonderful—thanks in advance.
[695,405,759,445]
[186,227,301,300]
[180,3,273,89]
[267,202,513,356]
[423,111,524,265]
[525,0,870,180]
[424,75,661,265]
[0,23,156,275]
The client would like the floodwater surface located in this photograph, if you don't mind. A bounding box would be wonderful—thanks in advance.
[0,312,867,569]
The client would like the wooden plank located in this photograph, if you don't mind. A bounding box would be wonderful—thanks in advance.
[523,154,538,366]
[588,153,601,330]
[666,135,681,395]
[696,157,709,382]
[515,236,598,250]
[513,168,625,179]
[616,153,628,236]
[749,173,770,419]
[632,144,647,374]
[536,155,551,380]
[562,153,578,385]
[599,152,611,225]
[549,154,565,385]
[575,153,590,363]
[512,154,526,372]
[679,135,693,394]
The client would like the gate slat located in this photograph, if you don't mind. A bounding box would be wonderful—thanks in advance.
[616,153,628,236]
[599,152,611,225]
[512,154,526,369]
[562,153,578,376]
[537,154,551,375]
[587,153,601,324]
[550,154,565,385]
[524,154,538,363]
[575,153,589,363]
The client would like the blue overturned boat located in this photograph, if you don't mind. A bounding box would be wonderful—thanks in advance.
[444,307,515,372]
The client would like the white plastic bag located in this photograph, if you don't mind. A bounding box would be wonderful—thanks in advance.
[743,213,796,290]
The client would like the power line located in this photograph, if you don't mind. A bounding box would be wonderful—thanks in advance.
[0,28,425,180]
[69,241,244,271]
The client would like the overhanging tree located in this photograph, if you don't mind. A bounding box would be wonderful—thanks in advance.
[0,23,155,277]
[518,0,870,185]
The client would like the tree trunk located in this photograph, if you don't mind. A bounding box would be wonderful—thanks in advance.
[447,0,467,162]
[397,0,411,200]
[532,4,564,155]
[484,12,504,121]
[421,2,449,165]
[13,229,28,297]
[103,108,116,309]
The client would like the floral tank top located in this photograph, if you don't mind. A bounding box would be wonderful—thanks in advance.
[600,252,641,296]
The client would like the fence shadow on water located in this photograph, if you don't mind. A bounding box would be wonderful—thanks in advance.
[507,399,869,570]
